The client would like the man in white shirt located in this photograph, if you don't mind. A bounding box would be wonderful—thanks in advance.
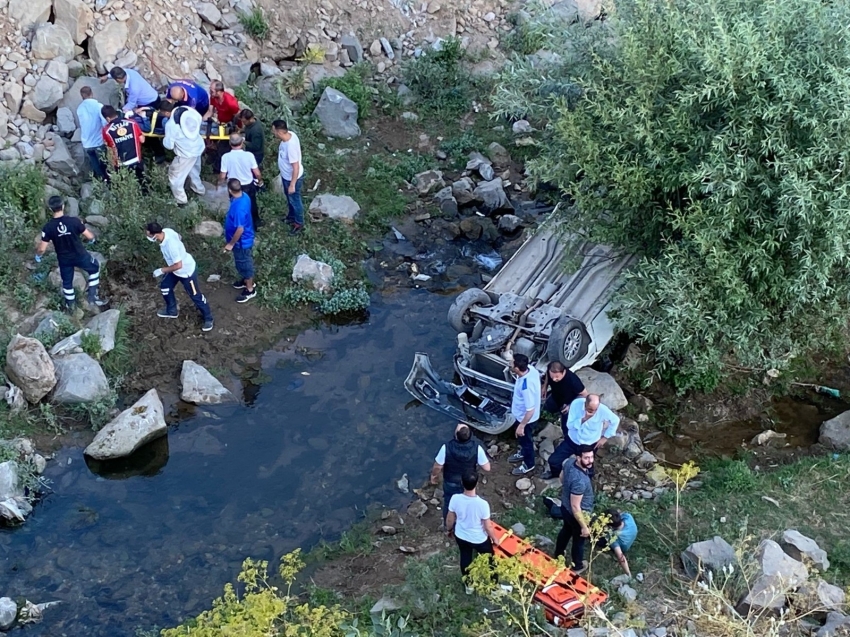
[76,86,108,182]
[446,472,501,593]
[145,222,214,332]
[272,119,305,236]
[160,101,206,205]
[219,133,263,229]
[507,353,542,476]
[430,423,491,525]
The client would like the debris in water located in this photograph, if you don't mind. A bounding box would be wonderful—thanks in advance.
[413,274,432,282]
[300,372,310,376]
[391,227,407,242]
[462,245,503,271]
[396,473,409,493]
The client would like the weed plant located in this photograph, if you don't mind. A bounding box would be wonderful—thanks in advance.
[401,37,480,117]
[238,7,269,40]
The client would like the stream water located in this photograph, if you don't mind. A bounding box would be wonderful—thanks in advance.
[0,289,460,636]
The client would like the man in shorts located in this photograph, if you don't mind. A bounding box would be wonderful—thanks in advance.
[224,179,257,303]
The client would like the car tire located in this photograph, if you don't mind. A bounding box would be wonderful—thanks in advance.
[547,318,589,368]
[448,288,492,334]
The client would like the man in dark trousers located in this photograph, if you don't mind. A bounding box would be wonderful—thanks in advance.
[554,445,595,573]
[540,361,588,480]
[145,222,214,332]
[239,109,265,168]
[101,105,146,189]
[507,353,542,476]
[430,423,491,525]
[35,196,107,312]
[223,179,257,303]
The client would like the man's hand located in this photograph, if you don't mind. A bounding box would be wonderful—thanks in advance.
[98,75,108,84]
[287,182,296,195]
[34,254,42,263]
[516,426,525,438]
[580,525,590,538]
[429,475,438,485]
[153,268,164,278]
[561,404,569,414]
[223,243,234,252]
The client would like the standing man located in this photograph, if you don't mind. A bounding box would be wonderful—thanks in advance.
[219,133,263,229]
[553,446,595,573]
[209,81,240,125]
[223,179,257,303]
[272,120,305,236]
[240,109,265,168]
[430,423,491,525]
[35,196,107,312]
[167,79,211,119]
[108,66,160,110]
[101,105,146,189]
[76,86,108,182]
[161,101,206,206]
[507,354,541,476]
[145,222,214,332]
[541,394,620,480]
[446,472,501,594]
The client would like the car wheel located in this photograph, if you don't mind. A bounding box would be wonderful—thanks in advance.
[448,288,492,335]
[547,318,589,368]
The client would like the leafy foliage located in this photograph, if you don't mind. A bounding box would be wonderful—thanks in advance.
[238,7,270,40]
[503,0,850,391]
[402,37,480,116]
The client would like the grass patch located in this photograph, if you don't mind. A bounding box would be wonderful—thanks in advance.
[100,310,132,381]
[402,37,484,117]
[310,521,375,561]
[238,7,269,40]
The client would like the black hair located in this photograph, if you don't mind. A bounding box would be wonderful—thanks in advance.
[456,425,471,443]
[47,195,64,212]
[513,353,530,372]
[159,101,175,113]
[272,119,289,131]
[80,86,93,98]
[109,67,127,80]
[547,360,566,373]
[101,105,117,119]
[146,221,163,235]
[240,108,255,121]
[577,444,595,455]
[461,472,479,491]
[605,508,623,529]
[227,178,242,193]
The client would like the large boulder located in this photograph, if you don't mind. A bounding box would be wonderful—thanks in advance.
[818,612,850,637]
[575,368,628,410]
[414,169,445,196]
[31,23,76,61]
[193,220,224,237]
[292,254,334,292]
[312,87,361,138]
[4,83,23,116]
[59,77,122,118]
[781,530,830,571]
[8,0,51,29]
[20,100,46,123]
[52,353,110,404]
[819,410,850,451]
[86,309,121,354]
[452,177,476,205]
[85,389,167,460]
[794,579,845,617]
[308,193,361,223]
[0,460,31,522]
[0,597,15,631]
[340,35,364,63]
[548,0,602,23]
[195,1,224,27]
[681,536,736,578]
[180,360,236,405]
[32,76,64,112]
[45,135,79,178]
[739,540,809,613]
[54,0,94,44]
[208,44,254,87]
[57,107,77,135]
[5,334,56,403]
[473,179,513,215]
[89,22,129,74]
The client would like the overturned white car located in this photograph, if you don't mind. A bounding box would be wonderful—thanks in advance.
[406,219,635,434]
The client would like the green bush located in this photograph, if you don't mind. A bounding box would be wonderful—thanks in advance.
[238,7,269,40]
[0,164,46,229]
[402,37,477,116]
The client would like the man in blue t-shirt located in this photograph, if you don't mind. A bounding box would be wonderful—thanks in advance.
[224,179,256,303]
[167,79,211,118]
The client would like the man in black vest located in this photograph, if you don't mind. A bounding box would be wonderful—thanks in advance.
[430,423,491,525]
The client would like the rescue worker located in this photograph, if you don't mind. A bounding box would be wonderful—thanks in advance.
[101,105,146,189]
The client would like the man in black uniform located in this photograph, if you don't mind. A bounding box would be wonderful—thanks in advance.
[101,105,146,190]
[430,423,491,525]
[35,196,107,312]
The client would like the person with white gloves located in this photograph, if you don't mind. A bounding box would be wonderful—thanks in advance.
[160,100,206,205]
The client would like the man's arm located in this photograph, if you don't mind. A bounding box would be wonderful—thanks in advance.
[479,460,491,472]
[163,121,176,150]
[482,518,501,545]
[224,226,244,251]
[612,545,631,576]
[429,462,443,485]
[570,493,590,537]
[596,405,621,448]
[218,171,227,187]
[446,511,457,534]
[516,407,534,437]
[541,374,549,398]
[81,229,96,242]
[287,161,300,193]
[160,260,183,274]
[252,167,262,184]
[35,240,50,257]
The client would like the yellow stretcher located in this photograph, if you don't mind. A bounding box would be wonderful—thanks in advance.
[141,111,231,141]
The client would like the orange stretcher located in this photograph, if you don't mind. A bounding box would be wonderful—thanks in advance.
[491,522,608,627]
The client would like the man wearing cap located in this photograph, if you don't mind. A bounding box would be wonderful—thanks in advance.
[167,79,212,119]
[35,196,107,312]
[161,101,206,205]
[219,133,263,229]
[108,66,160,110]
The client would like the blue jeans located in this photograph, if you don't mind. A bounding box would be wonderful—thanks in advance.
[232,246,255,281]
[59,252,100,305]
[282,176,304,226]
[160,271,212,321]
[85,147,108,182]
[516,419,539,468]
[442,481,464,523]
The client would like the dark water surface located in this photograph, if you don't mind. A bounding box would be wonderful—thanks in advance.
[1,289,459,636]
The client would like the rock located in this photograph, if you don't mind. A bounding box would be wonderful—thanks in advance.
[631,394,653,412]
[32,77,64,112]
[819,410,850,451]
[618,584,637,603]
[85,389,167,460]
[339,35,364,64]
[59,77,121,115]
[5,384,27,412]
[31,23,76,61]
[208,44,254,87]
[312,87,361,138]
[781,530,830,571]
[795,579,845,616]
[0,597,16,630]
[8,0,51,29]
[370,596,402,615]
[575,368,628,410]
[466,151,491,172]
[180,360,235,405]
[369,39,382,57]
[89,22,130,74]
[407,500,428,518]
[433,186,458,217]
[5,334,56,403]
[86,215,109,228]
[259,62,281,77]
[292,254,334,292]
[4,83,23,116]
[56,107,77,135]
[473,179,512,215]
[46,60,70,84]
[510,522,527,537]
[85,309,120,354]
[512,119,533,134]
[681,536,736,578]
[45,135,79,178]
[380,37,395,59]
[49,267,87,295]
[196,2,223,27]
[635,450,657,470]
[515,477,532,491]
[380,525,397,535]
[818,612,850,637]
[487,142,510,166]
[20,100,47,123]
[452,177,476,205]
[51,353,110,404]
[50,329,85,357]
[54,0,94,45]
[498,214,522,233]
[610,574,632,587]
[193,220,224,237]
[414,169,445,196]
[308,193,361,223]
[740,539,809,612]
[0,461,23,501]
